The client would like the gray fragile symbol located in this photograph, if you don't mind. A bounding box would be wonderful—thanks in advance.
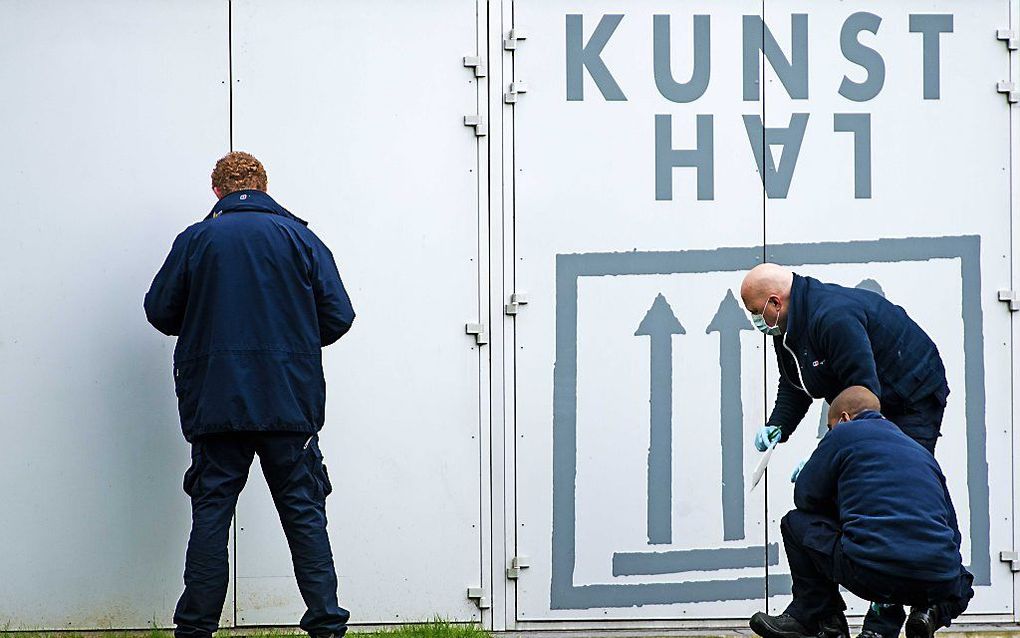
[636,289,755,546]
[706,290,754,540]
[551,236,989,609]
[634,293,685,545]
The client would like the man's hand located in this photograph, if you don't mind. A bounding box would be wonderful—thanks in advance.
[790,458,807,483]
[754,425,782,452]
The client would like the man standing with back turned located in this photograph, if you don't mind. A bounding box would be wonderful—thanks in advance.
[145,152,355,638]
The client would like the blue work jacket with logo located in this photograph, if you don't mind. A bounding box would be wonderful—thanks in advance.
[144,190,355,441]
[794,411,962,581]
[768,274,947,440]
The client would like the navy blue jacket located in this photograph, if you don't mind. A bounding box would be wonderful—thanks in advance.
[144,190,355,441]
[768,274,947,440]
[795,411,962,582]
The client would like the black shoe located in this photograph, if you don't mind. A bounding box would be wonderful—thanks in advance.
[817,612,850,638]
[856,630,885,638]
[750,612,814,638]
[905,606,938,638]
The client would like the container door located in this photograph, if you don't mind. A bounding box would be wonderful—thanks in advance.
[761,0,1015,619]
[0,0,230,629]
[511,0,772,622]
[231,0,487,625]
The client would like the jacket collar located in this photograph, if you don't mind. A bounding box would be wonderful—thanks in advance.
[853,409,884,421]
[205,190,308,226]
[784,272,808,341]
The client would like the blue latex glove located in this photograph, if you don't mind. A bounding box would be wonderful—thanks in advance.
[754,425,782,452]
[790,458,808,483]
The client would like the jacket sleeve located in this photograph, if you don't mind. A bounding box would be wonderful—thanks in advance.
[144,230,191,336]
[767,338,813,440]
[793,430,840,517]
[941,475,963,551]
[817,312,881,397]
[767,376,814,441]
[311,239,355,347]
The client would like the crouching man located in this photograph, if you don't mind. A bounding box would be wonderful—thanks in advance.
[750,386,973,638]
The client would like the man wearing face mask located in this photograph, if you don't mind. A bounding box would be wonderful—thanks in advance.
[740,264,950,638]
[749,387,973,638]
[739,263,948,456]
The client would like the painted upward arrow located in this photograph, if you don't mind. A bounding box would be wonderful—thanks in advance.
[706,289,754,541]
[635,293,686,545]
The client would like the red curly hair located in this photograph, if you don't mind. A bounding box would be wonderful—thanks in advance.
[211,151,268,195]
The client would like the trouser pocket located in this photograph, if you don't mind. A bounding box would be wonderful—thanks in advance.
[183,442,204,497]
[307,435,334,499]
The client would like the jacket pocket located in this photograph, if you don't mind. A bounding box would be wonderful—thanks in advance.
[173,359,204,428]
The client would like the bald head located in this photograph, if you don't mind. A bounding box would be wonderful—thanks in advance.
[740,264,794,332]
[827,386,881,429]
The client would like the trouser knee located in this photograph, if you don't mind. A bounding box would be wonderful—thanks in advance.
[781,510,808,544]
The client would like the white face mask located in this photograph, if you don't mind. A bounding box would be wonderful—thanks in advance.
[751,298,782,336]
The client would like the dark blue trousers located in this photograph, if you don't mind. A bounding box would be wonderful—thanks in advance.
[174,432,349,638]
[781,510,973,636]
[884,390,946,455]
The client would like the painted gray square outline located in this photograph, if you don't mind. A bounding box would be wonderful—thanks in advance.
[551,235,988,609]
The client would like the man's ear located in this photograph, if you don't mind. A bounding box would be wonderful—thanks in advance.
[212,186,223,199]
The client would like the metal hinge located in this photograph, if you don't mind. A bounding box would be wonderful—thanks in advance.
[1000,551,1020,572]
[467,587,491,609]
[463,55,487,78]
[463,115,488,136]
[506,555,531,579]
[997,81,1019,104]
[505,292,529,316]
[504,29,527,50]
[504,82,529,104]
[998,289,1020,311]
[998,29,1019,51]
[465,323,489,345]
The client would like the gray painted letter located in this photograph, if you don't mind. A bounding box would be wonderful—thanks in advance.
[839,12,885,102]
[909,14,954,100]
[742,14,809,101]
[834,114,872,199]
[655,114,714,201]
[743,113,809,199]
[566,14,627,101]
[653,15,711,103]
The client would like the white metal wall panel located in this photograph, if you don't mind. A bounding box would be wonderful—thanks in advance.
[0,0,230,629]
[511,1,771,621]
[760,0,1015,619]
[229,0,486,625]
[1011,0,1020,623]
[0,0,1015,630]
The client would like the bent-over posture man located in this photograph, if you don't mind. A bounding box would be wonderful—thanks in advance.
[741,263,948,455]
[750,387,973,638]
[145,152,355,638]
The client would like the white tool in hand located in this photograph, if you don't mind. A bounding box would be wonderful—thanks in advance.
[749,438,778,492]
